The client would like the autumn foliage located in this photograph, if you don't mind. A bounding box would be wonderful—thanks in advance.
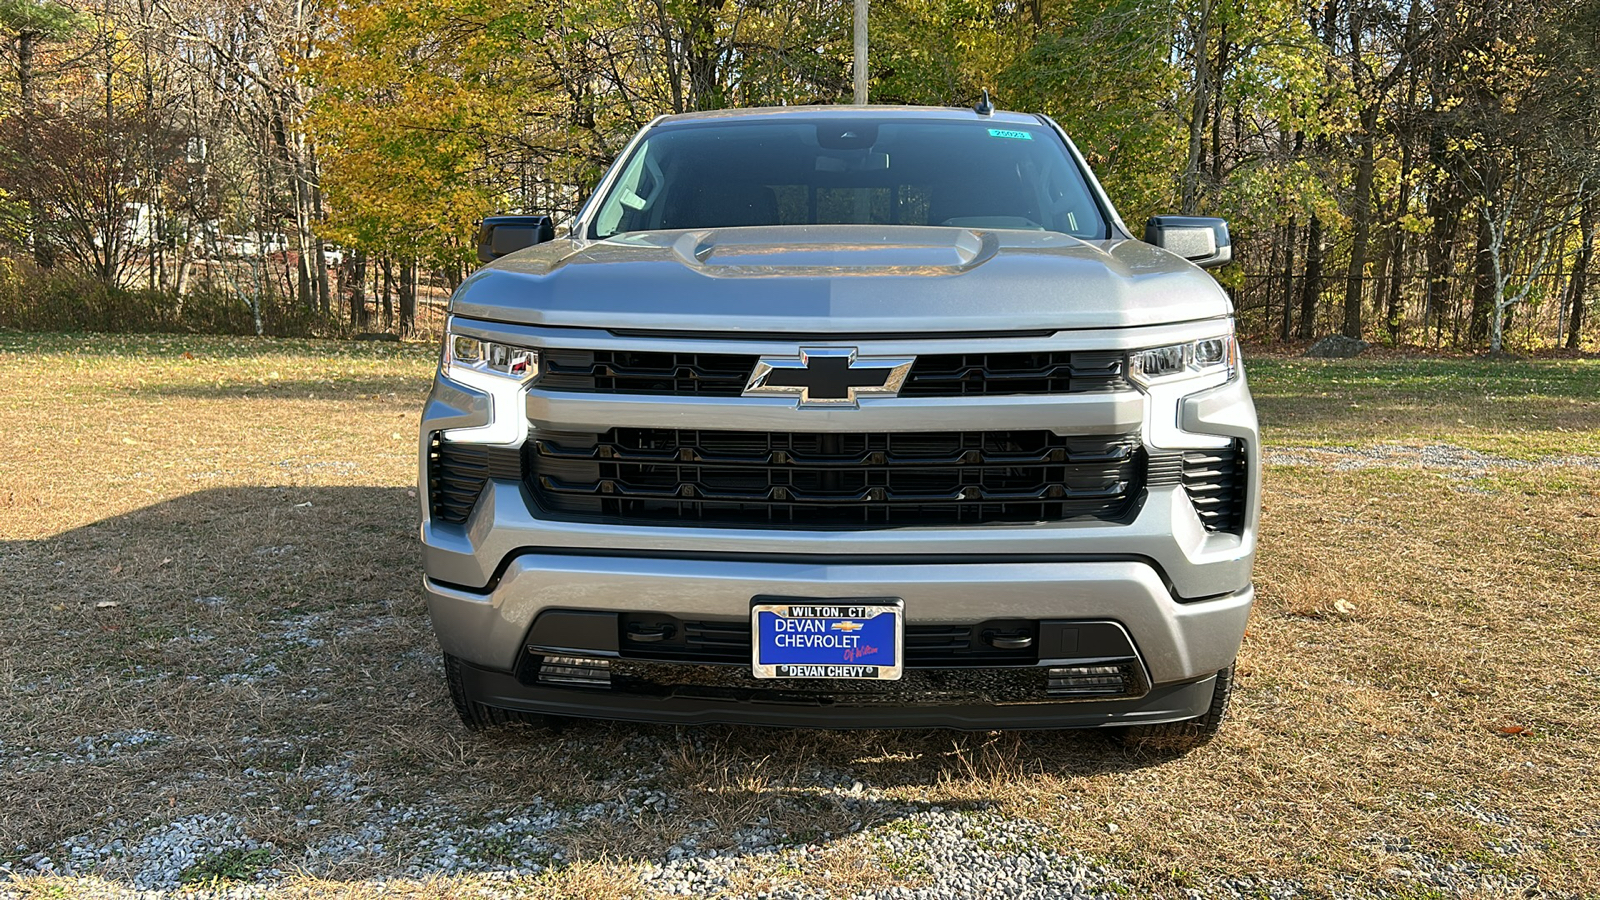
[0,1,1596,348]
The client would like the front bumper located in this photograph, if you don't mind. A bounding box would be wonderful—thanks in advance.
[425,552,1251,688]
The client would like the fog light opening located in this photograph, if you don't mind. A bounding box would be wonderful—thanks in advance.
[537,655,613,688]
[1047,662,1130,697]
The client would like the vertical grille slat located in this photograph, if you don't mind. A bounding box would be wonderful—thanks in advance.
[528,429,1144,528]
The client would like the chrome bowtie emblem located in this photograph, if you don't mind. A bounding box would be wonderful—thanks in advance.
[743,347,914,408]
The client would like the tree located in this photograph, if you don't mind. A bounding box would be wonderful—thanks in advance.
[1004,0,1184,223]
[155,0,334,312]
[1336,0,1425,340]
[0,0,87,266]
[1480,161,1573,353]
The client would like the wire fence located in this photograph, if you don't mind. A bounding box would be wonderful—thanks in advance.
[1231,269,1586,349]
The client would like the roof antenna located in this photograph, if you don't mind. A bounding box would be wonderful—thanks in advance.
[974,89,994,116]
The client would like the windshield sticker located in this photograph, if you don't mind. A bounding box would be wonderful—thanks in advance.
[987,128,1033,140]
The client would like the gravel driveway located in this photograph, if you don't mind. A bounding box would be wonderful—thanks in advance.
[2,708,1573,900]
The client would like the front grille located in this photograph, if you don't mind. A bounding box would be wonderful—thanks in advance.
[537,349,1129,397]
[426,436,522,525]
[897,351,1128,395]
[527,428,1144,527]
[541,350,750,396]
[619,616,1040,666]
[1182,442,1247,533]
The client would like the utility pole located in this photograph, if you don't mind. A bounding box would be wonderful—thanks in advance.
[853,0,868,104]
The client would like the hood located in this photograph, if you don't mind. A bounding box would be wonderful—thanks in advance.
[449,225,1232,333]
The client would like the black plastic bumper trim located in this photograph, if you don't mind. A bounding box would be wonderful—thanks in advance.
[456,657,1216,731]
[528,610,1144,670]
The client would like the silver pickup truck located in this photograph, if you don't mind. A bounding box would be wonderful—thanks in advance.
[419,104,1258,745]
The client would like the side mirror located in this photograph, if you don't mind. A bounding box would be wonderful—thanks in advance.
[476,215,555,263]
[1144,215,1232,269]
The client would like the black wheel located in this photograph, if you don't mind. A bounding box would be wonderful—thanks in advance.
[443,652,576,731]
[444,651,513,729]
[1116,664,1234,752]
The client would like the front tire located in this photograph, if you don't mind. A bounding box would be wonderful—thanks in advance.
[442,652,577,731]
[444,651,517,729]
[1117,664,1234,752]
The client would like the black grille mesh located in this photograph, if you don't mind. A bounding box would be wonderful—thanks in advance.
[898,351,1127,395]
[618,616,1039,666]
[538,349,1129,397]
[527,428,1143,527]
[541,350,750,396]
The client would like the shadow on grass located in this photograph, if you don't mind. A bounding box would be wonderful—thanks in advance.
[1,486,1178,889]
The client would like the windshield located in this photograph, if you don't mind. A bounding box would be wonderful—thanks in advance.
[587,118,1108,240]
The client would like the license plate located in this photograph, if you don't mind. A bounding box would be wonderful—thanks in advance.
[750,597,903,680]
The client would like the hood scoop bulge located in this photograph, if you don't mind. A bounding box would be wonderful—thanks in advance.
[670,226,1001,277]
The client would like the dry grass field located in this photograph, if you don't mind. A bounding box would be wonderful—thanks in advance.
[1,333,1596,899]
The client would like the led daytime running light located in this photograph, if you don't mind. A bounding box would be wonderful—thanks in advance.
[1129,334,1237,385]
[445,332,540,382]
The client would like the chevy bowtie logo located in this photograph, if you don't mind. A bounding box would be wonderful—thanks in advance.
[743,348,915,408]
[830,620,865,633]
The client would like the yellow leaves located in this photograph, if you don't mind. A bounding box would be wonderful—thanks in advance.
[307,2,628,263]
[1396,213,1430,237]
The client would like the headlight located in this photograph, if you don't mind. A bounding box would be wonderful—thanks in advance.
[444,330,539,383]
[437,320,539,445]
[1128,333,1237,386]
